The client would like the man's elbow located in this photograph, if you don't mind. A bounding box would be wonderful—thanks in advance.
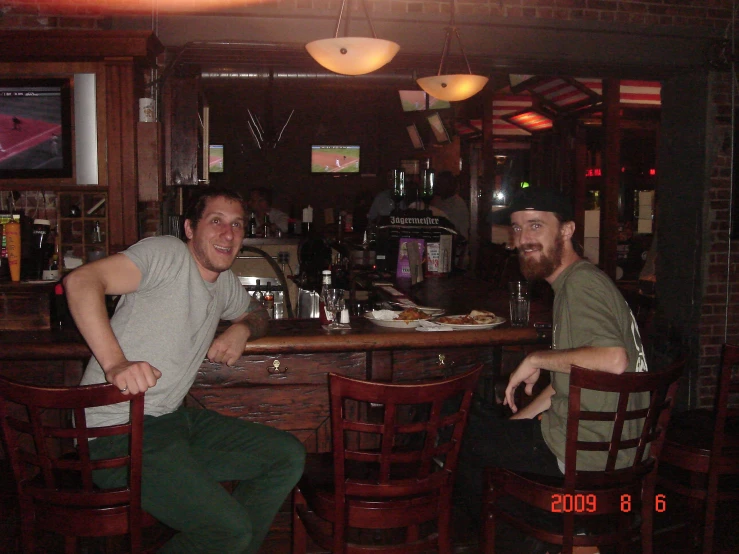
[610,348,629,374]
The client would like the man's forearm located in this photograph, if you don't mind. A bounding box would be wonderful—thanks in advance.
[528,346,628,375]
[510,384,555,420]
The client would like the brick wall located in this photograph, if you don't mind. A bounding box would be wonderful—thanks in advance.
[700,71,739,407]
[2,0,737,407]
[0,1,734,30]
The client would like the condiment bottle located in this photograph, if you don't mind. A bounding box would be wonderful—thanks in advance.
[264,283,275,319]
[318,269,332,325]
[253,279,264,305]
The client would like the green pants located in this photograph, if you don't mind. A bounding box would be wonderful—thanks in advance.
[89,408,306,553]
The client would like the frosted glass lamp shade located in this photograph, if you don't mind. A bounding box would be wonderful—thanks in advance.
[305,37,400,76]
[416,74,489,102]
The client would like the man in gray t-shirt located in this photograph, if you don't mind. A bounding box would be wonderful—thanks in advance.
[65,187,305,554]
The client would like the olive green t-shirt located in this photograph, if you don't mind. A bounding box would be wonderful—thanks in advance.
[540,259,649,471]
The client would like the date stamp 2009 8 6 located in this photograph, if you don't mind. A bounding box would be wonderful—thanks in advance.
[550,493,667,513]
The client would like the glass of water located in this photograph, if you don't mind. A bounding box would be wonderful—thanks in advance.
[508,281,530,327]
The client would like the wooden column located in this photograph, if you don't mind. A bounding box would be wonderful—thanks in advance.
[104,58,140,250]
[601,79,621,279]
[573,124,587,250]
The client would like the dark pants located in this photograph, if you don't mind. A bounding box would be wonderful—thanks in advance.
[454,404,561,522]
[90,408,306,554]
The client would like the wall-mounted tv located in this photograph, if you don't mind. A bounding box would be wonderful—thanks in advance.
[428,95,451,110]
[406,124,424,150]
[427,112,451,144]
[398,90,427,112]
[311,145,360,173]
[0,77,74,179]
[209,144,224,173]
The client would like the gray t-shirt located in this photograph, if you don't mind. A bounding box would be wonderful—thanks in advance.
[80,236,251,428]
[541,259,649,471]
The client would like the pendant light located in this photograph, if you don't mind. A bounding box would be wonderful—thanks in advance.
[416,0,488,102]
[305,0,400,76]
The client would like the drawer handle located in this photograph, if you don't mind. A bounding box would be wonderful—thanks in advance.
[438,354,446,366]
[268,359,288,374]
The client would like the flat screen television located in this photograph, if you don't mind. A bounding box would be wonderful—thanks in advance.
[209,144,224,173]
[0,77,74,179]
[406,124,424,150]
[428,95,451,110]
[427,112,451,144]
[311,145,360,173]
[398,90,427,112]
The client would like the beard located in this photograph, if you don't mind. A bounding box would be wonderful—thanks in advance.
[518,234,564,282]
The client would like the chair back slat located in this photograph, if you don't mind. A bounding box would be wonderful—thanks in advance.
[0,375,147,550]
[329,365,482,502]
[564,359,684,490]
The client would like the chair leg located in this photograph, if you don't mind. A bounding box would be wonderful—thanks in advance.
[292,487,308,554]
[480,476,496,554]
[64,536,76,554]
[437,503,452,554]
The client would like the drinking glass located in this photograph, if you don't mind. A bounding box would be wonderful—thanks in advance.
[420,168,435,210]
[325,288,346,330]
[508,281,530,327]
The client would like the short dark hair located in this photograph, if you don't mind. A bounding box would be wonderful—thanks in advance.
[435,171,456,199]
[249,187,273,206]
[181,187,244,242]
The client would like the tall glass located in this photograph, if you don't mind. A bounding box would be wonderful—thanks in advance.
[508,281,530,327]
[324,288,346,330]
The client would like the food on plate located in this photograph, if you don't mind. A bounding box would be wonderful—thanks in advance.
[437,310,497,325]
[397,307,432,321]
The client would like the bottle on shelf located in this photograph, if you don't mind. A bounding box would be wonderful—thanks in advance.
[318,269,332,325]
[248,212,257,238]
[253,279,264,305]
[263,214,271,238]
[263,283,275,319]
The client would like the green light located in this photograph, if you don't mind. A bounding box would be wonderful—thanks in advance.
[520,181,530,188]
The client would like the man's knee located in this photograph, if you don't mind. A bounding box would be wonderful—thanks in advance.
[275,432,306,481]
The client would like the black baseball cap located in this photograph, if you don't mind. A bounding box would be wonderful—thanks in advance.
[488,187,574,225]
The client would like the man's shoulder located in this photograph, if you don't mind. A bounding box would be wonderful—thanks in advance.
[561,260,618,293]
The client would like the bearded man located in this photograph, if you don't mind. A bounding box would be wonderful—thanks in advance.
[453,187,648,534]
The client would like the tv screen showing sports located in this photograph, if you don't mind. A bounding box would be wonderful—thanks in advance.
[0,77,73,179]
[209,144,224,173]
[428,95,451,110]
[398,90,427,112]
[406,124,424,150]
[311,145,360,173]
[427,113,451,144]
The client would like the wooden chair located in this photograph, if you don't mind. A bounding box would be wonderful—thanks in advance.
[658,343,739,554]
[292,365,482,554]
[481,360,684,554]
[0,376,159,553]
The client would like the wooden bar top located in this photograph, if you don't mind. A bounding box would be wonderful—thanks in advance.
[0,275,551,360]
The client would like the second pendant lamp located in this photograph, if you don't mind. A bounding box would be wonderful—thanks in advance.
[416,0,489,102]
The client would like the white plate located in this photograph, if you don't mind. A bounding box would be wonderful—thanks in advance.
[433,315,507,330]
[416,306,445,316]
[363,311,424,329]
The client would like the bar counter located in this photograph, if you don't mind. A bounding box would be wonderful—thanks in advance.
[0,275,551,452]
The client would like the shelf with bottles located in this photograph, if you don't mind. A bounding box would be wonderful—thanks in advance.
[57,190,108,271]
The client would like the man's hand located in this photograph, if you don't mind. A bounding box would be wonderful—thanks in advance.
[106,360,162,395]
[207,323,251,366]
[504,356,542,414]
